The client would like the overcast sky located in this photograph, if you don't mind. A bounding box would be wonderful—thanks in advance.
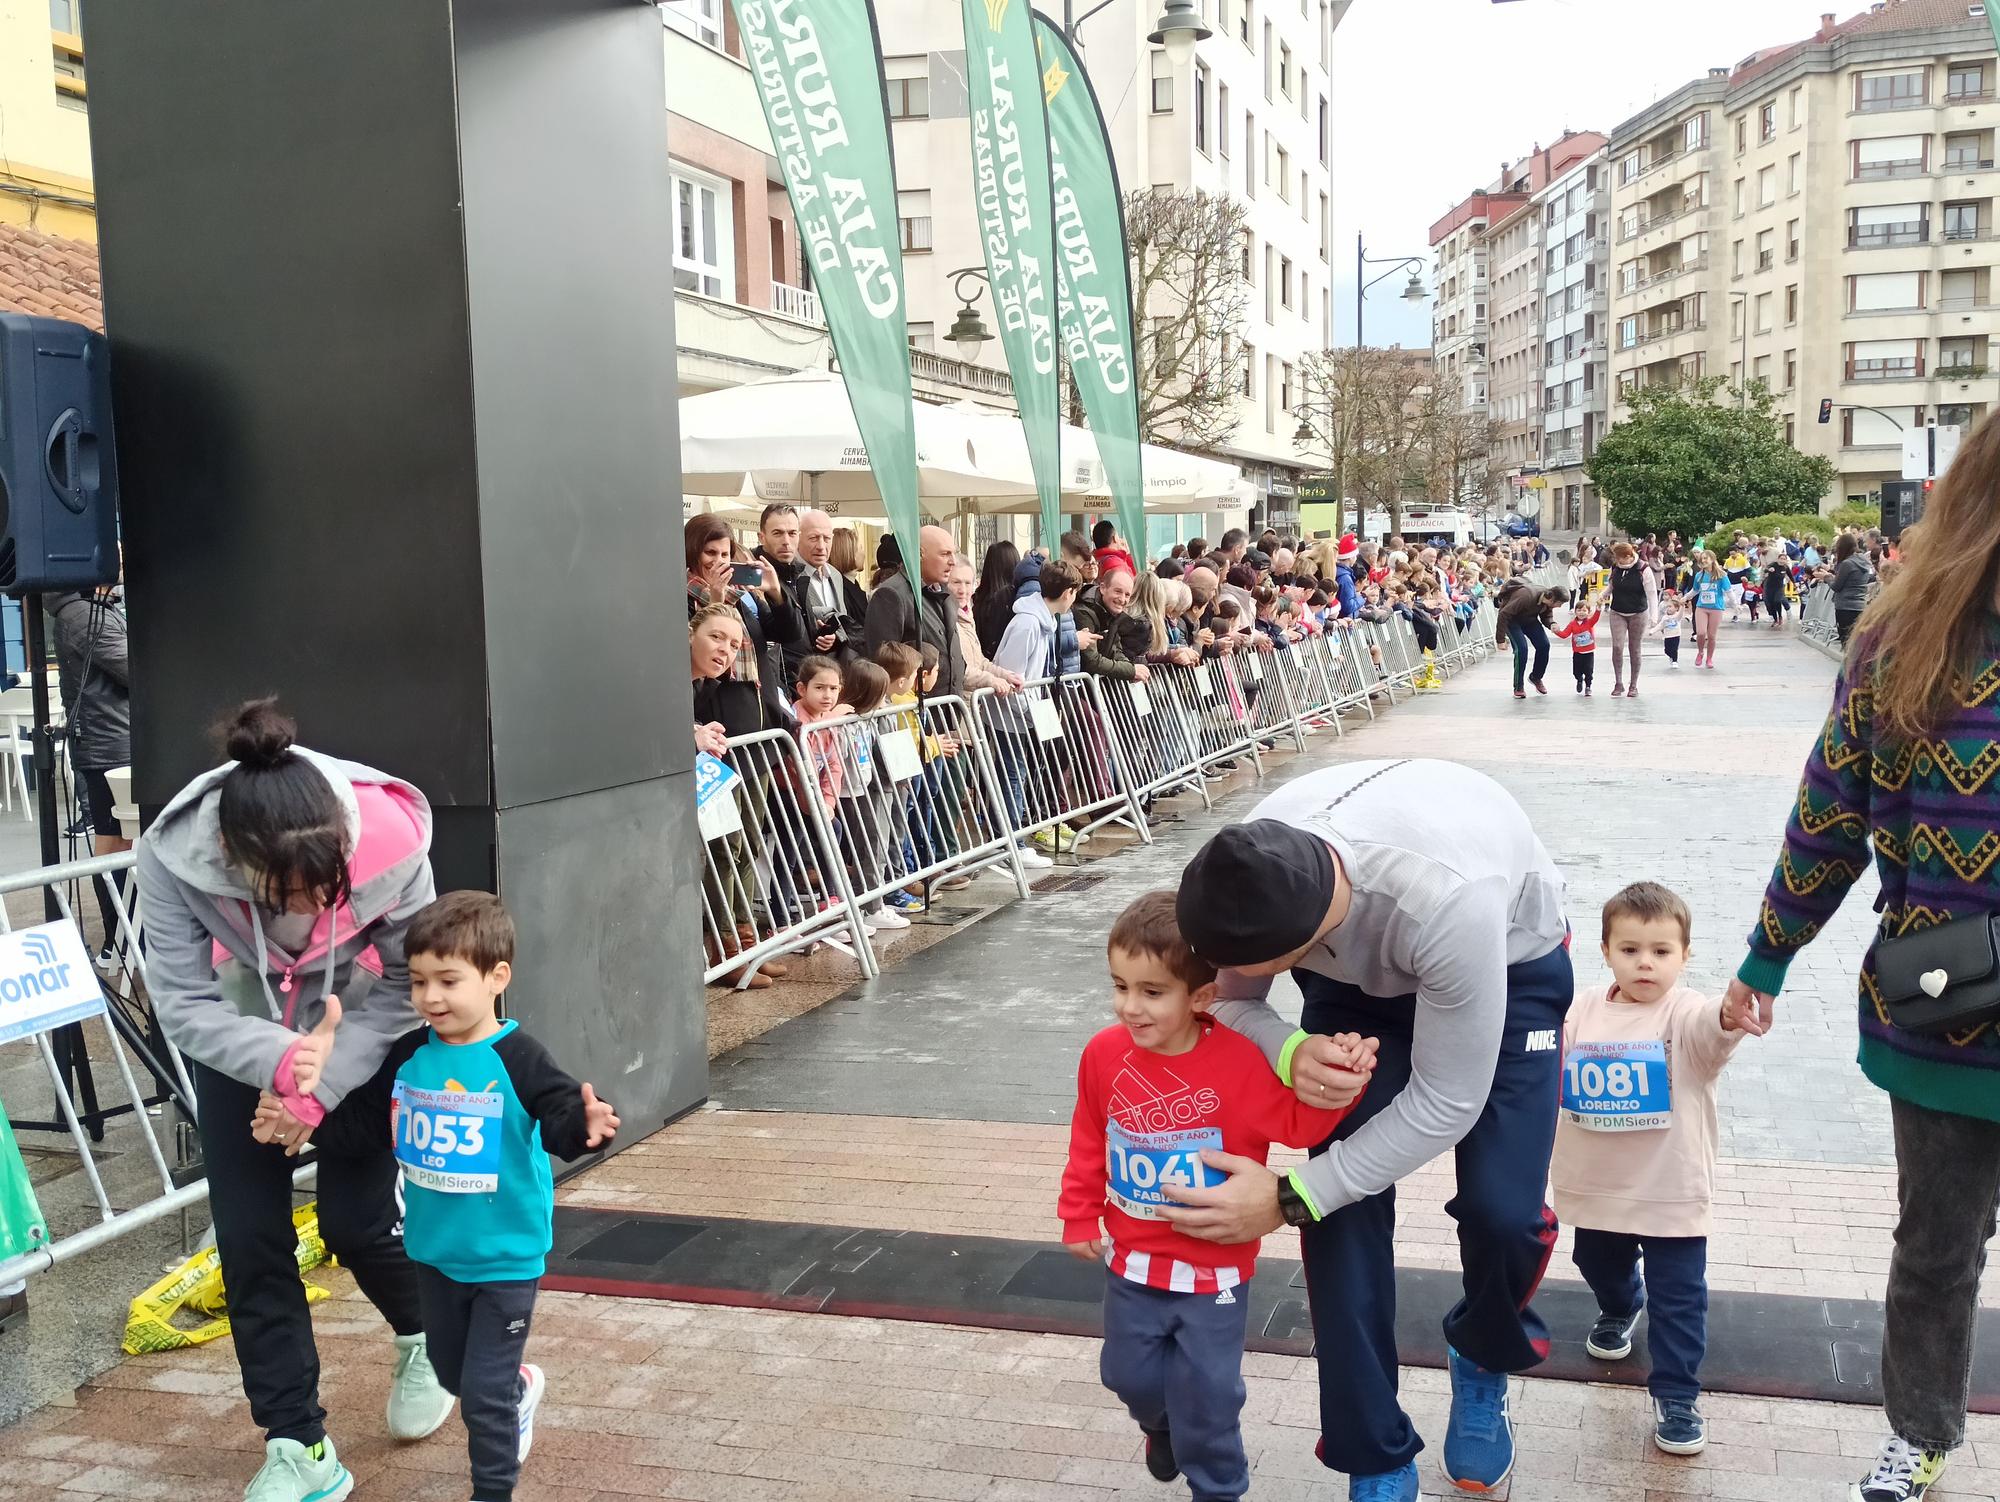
[1330,0,1835,348]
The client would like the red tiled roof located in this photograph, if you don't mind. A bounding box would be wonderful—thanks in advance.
[1735,0,1992,87]
[0,222,101,332]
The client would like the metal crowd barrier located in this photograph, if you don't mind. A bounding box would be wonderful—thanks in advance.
[973,672,1149,848]
[698,727,881,989]
[1798,582,1841,651]
[797,695,1031,921]
[0,853,315,1291]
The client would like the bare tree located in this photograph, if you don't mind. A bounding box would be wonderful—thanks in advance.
[1412,379,1492,525]
[1295,347,1434,535]
[1123,188,1250,450]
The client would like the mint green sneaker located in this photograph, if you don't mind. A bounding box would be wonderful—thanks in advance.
[386,1332,454,1440]
[243,1437,352,1502]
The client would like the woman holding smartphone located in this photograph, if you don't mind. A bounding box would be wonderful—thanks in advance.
[685,514,800,719]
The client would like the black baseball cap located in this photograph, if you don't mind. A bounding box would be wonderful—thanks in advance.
[1177,820,1336,967]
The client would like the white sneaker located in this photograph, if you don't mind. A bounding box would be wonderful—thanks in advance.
[386,1332,455,1441]
[1015,847,1054,869]
[243,1437,353,1502]
[867,907,911,931]
[517,1363,546,1462]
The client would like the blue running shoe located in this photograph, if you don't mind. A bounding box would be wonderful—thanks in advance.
[884,889,925,914]
[1349,1461,1419,1501]
[1443,1347,1514,1493]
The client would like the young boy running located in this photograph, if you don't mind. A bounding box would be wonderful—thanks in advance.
[1059,891,1372,1501]
[289,891,619,1502]
[1552,882,1761,1456]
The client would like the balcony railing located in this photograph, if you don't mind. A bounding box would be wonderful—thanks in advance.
[1856,92,1929,113]
[1849,223,1928,248]
[1943,224,1993,242]
[770,281,824,325]
[1940,361,1990,379]
[1948,88,1998,104]
[1939,293,1994,309]
[1627,319,1707,350]
[1944,156,1998,173]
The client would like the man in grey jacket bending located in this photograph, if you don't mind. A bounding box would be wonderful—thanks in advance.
[1164,759,1570,1502]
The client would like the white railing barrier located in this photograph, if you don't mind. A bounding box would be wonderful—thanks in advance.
[973,673,1149,849]
[1090,670,1207,818]
[1799,581,1841,651]
[0,853,325,1291]
[798,695,1030,916]
[698,728,880,990]
[1148,655,1265,781]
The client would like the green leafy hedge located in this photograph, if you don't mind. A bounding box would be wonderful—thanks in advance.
[1702,512,1837,548]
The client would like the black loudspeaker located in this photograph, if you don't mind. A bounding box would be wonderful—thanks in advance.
[0,314,118,596]
[1881,480,1924,542]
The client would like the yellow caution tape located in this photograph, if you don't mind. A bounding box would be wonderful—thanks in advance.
[121,1203,330,1354]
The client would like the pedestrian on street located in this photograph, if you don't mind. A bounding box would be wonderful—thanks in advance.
[1604,542,1659,698]
[1687,550,1729,669]
[1831,532,1875,648]
[1725,414,2000,1502]
[1162,760,1572,1502]
[136,698,449,1502]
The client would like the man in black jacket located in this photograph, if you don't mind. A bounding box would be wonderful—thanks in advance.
[1072,566,1150,684]
[752,503,811,686]
[863,526,966,697]
[795,508,865,665]
[46,585,132,965]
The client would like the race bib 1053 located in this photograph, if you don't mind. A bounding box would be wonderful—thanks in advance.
[1106,1120,1223,1219]
[1562,1038,1672,1132]
[392,1082,505,1193]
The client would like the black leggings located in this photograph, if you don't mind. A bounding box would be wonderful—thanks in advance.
[1837,608,1863,646]
[193,1060,423,1445]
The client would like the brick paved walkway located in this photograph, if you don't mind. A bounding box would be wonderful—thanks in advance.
[5,622,1981,1502]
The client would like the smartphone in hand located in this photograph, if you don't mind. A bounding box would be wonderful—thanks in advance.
[730,562,766,589]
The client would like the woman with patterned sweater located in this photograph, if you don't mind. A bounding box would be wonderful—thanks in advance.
[1726,413,2000,1502]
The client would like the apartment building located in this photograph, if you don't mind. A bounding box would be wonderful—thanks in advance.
[0,0,95,240]
[1485,198,1545,493]
[1430,141,1611,417]
[873,0,1348,526]
[1609,0,1998,511]
[1538,150,1612,531]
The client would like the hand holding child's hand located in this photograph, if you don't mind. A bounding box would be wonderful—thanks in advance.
[580,1083,620,1149]
[1291,1032,1376,1110]
[251,1090,287,1144]
[1722,978,1772,1037]
[1065,1237,1106,1262]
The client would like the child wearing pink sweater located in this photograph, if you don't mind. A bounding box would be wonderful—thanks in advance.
[1551,882,1763,1460]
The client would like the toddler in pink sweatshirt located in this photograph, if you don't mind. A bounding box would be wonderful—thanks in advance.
[1551,881,1763,1459]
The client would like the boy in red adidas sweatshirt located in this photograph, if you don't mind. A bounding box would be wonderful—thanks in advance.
[1059,891,1372,1502]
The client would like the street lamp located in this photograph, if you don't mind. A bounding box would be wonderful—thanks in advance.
[1346,236,1430,542]
[1147,0,1212,66]
[947,266,994,363]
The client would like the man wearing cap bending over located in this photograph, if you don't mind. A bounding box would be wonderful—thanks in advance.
[1164,759,1570,1502]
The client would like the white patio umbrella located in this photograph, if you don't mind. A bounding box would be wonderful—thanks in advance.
[678,370,1037,515]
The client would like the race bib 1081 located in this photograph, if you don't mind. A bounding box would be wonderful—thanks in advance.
[1562,1038,1672,1132]
[1106,1120,1223,1219]
[392,1082,505,1193]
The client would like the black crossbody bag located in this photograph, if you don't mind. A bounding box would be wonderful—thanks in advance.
[1874,914,2000,1034]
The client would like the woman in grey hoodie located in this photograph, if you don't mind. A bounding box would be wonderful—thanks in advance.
[136,699,446,1502]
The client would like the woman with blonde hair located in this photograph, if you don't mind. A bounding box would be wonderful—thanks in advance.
[1726,411,2000,1502]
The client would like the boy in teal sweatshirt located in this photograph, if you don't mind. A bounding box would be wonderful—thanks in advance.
[289,891,618,1502]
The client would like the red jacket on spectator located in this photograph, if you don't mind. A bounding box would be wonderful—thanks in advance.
[1094,544,1138,577]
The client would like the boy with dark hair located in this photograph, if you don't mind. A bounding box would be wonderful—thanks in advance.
[1059,891,1374,1501]
[289,891,619,1502]
[1552,880,1762,1457]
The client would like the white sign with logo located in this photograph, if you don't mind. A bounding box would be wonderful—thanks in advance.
[0,920,105,1045]
[693,751,744,841]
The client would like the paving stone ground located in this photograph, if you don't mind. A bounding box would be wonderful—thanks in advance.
[6,621,1977,1502]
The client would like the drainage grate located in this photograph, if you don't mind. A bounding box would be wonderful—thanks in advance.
[1030,871,1111,895]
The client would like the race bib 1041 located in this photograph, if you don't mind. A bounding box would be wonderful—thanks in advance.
[392,1082,505,1193]
[1106,1120,1223,1219]
[1562,1038,1672,1132]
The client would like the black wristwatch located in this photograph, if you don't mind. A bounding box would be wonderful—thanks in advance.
[1276,1173,1317,1228]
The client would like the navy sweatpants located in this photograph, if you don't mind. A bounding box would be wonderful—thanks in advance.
[1298,943,1573,1477]
[1099,1272,1251,1501]
[1572,1229,1708,1403]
